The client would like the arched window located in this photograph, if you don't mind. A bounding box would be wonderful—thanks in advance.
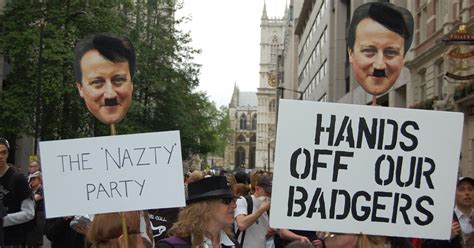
[249,147,256,169]
[250,135,256,142]
[269,100,276,112]
[235,147,246,167]
[237,135,246,143]
[239,114,247,130]
[271,34,279,58]
[252,114,257,130]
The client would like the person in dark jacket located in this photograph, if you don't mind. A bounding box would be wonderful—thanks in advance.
[148,207,180,243]
[421,177,474,248]
[421,217,462,248]
[44,217,86,248]
[0,137,35,247]
[158,176,240,248]
[25,171,45,248]
[0,203,6,246]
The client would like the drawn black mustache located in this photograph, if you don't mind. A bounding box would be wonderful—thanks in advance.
[104,98,118,106]
[372,69,386,77]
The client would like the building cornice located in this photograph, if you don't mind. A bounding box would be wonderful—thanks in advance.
[406,20,474,69]
[405,35,446,69]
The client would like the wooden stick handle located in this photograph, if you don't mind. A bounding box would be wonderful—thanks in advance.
[120,212,129,248]
[110,125,128,248]
[111,124,117,136]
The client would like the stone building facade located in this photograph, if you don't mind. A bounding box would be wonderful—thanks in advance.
[225,85,258,170]
[256,3,286,171]
[404,0,474,177]
[277,0,474,177]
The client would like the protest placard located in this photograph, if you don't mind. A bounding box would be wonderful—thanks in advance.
[270,100,464,240]
[40,131,185,218]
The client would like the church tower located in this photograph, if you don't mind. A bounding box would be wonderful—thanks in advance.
[256,1,285,171]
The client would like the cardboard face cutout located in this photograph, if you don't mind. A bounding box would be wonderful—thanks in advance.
[74,33,136,125]
[347,3,414,96]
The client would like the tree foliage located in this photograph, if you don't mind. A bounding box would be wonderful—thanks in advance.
[0,0,229,158]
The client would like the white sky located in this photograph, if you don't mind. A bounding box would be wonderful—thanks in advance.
[177,0,287,107]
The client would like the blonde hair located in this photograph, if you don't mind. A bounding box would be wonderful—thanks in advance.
[356,235,386,248]
[187,170,204,184]
[169,199,233,247]
[87,211,152,248]
[226,175,237,194]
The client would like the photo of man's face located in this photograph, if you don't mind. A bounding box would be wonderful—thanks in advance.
[77,49,133,125]
[347,2,413,97]
[348,18,405,96]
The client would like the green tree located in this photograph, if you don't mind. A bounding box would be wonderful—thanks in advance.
[0,0,229,159]
[214,105,232,157]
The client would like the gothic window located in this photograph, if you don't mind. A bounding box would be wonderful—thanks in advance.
[235,147,246,167]
[249,147,256,169]
[237,135,246,143]
[271,34,279,60]
[250,135,256,142]
[239,114,247,130]
[251,114,257,130]
[269,100,276,112]
[272,35,279,43]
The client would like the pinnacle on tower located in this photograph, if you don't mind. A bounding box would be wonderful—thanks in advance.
[262,0,268,19]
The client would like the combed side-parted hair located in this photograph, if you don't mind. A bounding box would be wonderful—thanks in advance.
[74,33,136,83]
[347,2,414,55]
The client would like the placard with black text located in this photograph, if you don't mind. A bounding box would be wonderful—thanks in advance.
[40,131,185,218]
[270,100,463,240]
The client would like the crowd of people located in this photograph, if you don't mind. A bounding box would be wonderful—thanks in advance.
[0,0,469,247]
[0,134,474,248]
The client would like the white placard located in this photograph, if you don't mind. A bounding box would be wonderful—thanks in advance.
[40,131,185,218]
[270,100,463,240]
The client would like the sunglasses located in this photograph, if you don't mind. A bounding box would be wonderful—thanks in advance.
[220,198,236,205]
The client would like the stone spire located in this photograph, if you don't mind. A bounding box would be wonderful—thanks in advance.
[262,0,268,19]
[230,82,239,108]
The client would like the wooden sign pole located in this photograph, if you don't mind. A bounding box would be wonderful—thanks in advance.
[110,124,129,248]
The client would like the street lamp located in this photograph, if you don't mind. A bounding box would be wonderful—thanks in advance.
[258,135,273,172]
[33,10,86,155]
[277,86,303,100]
[266,142,270,171]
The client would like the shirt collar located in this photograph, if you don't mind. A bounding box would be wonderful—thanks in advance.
[220,230,235,246]
[455,205,473,218]
[203,230,235,247]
